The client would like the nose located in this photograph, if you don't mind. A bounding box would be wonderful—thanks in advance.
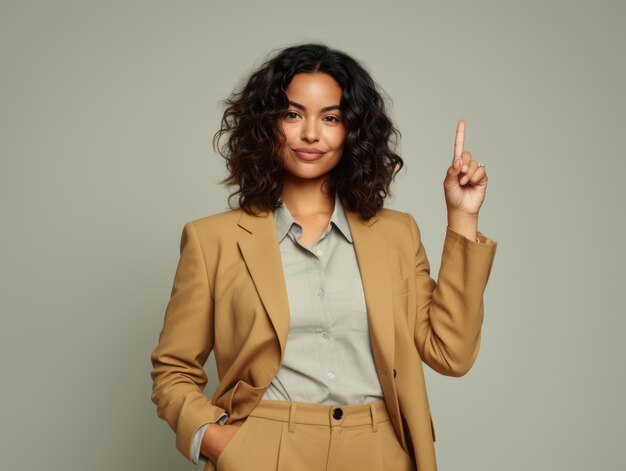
[301,118,319,143]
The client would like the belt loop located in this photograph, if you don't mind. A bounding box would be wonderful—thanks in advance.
[289,402,297,433]
[370,403,378,432]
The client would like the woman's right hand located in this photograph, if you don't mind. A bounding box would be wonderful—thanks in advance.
[200,423,242,463]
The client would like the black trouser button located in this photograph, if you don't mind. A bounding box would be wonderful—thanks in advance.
[333,408,343,420]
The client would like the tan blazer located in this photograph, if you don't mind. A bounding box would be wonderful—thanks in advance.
[150,205,498,471]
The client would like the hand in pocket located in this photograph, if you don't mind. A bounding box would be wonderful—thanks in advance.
[201,424,242,463]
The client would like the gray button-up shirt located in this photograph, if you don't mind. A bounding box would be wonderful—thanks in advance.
[261,193,384,404]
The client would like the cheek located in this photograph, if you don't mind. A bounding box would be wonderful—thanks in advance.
[278,126,294,154]
[327,129,347,150]
[279,122,297,143]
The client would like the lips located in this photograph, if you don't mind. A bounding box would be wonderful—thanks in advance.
[293,148,325,161]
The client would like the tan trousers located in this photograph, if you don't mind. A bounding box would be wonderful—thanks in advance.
[211,399,415,471]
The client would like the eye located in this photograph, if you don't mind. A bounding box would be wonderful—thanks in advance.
[284,111,300,120]
[323,115,341,124]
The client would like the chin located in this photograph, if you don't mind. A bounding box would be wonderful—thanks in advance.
[284,169,331,181]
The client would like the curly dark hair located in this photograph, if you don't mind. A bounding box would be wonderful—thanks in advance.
[212,42,404,220]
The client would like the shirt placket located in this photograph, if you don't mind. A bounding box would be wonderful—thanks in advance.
[313,229,341,398]
[294,223,343,402]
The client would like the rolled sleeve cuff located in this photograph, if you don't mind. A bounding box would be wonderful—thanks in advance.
[446,225,498,246]
[191,412,229,464]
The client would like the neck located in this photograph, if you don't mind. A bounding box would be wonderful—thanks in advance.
[281,174,335,217]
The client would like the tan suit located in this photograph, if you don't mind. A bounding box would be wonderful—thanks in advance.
[150,205,498,471]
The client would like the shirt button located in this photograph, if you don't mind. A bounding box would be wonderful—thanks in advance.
[327,371,335,380]
[316,288,324,297]
[321,331,328,338]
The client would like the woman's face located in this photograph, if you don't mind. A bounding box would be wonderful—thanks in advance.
[277,72,347,183]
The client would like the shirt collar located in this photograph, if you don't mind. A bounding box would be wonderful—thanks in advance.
[273,192,353,244]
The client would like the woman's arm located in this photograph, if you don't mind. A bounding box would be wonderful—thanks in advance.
[150,221,228,462]
[406,212,497,377]
[413,118,496,375]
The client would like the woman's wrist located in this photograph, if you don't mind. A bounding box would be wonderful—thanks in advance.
[447,211,479,242]
[200,423,219,459]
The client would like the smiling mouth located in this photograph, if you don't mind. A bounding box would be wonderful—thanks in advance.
[293,149,325,161]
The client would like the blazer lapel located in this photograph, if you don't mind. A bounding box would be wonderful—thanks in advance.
[344,208,395,378]
[237,208,292,363]
[236,206,395,378]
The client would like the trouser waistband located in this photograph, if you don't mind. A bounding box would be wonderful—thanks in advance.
[248,399,390,432]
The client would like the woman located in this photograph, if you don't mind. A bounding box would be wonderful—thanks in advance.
[150,43,498,471]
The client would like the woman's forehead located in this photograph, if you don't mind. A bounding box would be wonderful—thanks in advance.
[285,72,342,107]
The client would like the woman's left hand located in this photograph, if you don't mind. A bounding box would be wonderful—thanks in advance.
[443,120,488,217]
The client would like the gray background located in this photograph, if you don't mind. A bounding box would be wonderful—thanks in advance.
[2,1,624,469]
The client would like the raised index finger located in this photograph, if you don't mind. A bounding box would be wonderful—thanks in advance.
[453,119,466,163]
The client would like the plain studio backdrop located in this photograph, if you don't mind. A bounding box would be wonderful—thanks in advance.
[1,1,624,470]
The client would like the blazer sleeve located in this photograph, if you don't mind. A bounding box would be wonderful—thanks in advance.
[150,221,227,462]
[405,212,498,377]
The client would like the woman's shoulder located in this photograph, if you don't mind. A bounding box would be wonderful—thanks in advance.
[374,207,432,250]
[376,207,417,232]
[186,207,245,236]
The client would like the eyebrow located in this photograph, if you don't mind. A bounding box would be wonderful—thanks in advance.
[288,101,341,113]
